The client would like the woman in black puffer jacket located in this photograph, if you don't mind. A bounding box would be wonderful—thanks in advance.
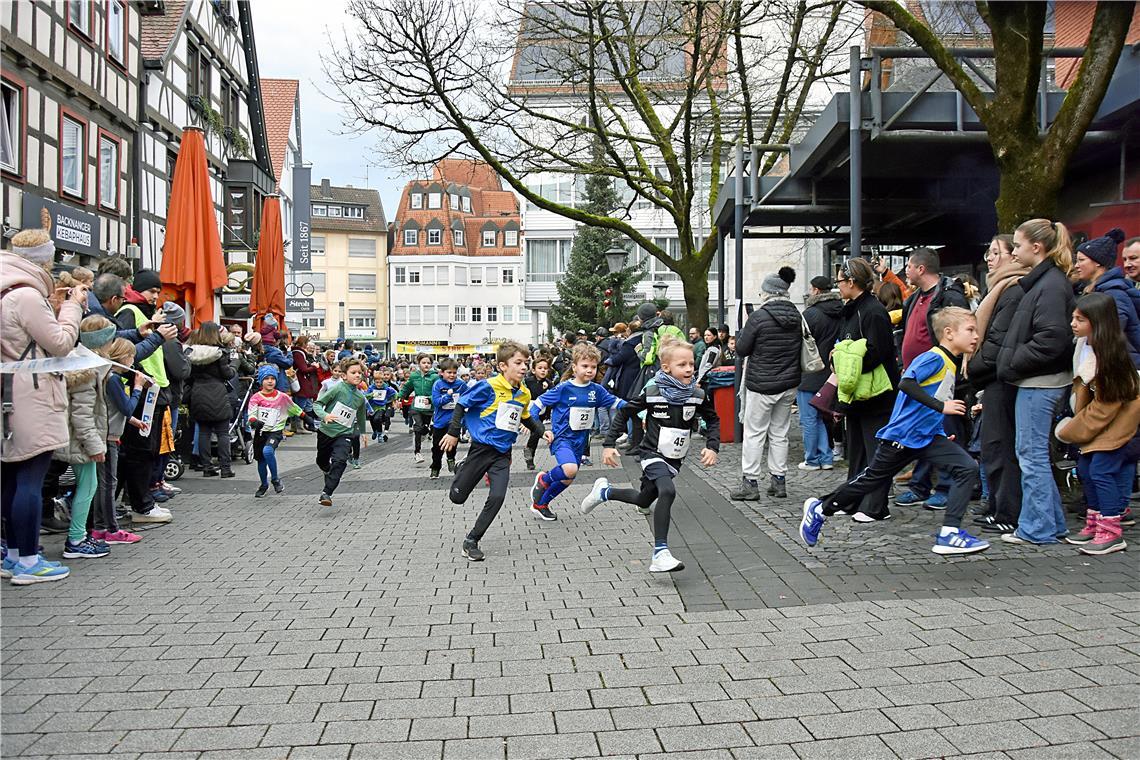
[186,321,237,477]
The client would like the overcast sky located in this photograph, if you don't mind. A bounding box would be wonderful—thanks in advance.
[252,0,411,220]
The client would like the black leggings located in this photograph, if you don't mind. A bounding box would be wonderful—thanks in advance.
[431,426,456,471]
[605,461,676,545]
[370,408,392,434]
[316,432,352,495]
[411,411,432,453]
[449,442,511,541]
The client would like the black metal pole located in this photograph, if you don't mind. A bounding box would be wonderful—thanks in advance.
[716,230,725,327]
[849,45,863,257]
[733,143,745,444]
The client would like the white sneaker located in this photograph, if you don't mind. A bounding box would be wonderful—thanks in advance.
[152,505,172,516]
[414,453,425,464]
[649,548,684,573]
[821,463,834,470]
[852,511,890,522]
[133,508,172,524]
[580,478,610,514]
[797,462,822,471]
[616,433,629,446]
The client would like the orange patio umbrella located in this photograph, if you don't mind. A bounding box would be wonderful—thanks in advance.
[250,194,286,331]
[159,127,227,327]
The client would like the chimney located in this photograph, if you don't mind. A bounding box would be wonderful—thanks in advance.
[321,178,331,196]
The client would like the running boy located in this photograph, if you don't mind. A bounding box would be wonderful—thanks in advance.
[429,358,466,479]
[367,367,398,442]
[529,343,625,521]
[441,341,544,561]
[580,339,719,572]
[247,365,302,497]
[398,353,439,464]
[523,354,556,470]
[314,358,369,507]
[799,307,989,556]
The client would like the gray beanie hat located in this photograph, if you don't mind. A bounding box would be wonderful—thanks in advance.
[761,274,790,296]
[635,302,658,321]
[161,300,186,324]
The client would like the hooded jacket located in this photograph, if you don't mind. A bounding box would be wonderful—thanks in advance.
[0,252,84,462]
[998,259,1075,386]
[1091,267,1140,368]
[186,344,237,423]
[85,289,163,362]
[836,290,901,414]
[292,347,321,399]
[736,295,802,394]
[116,289,168,389]
[53,368,108,464]
[799,292,844,394]
[261,343,294,392]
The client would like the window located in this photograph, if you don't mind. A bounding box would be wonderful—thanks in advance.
[311,204,326,216]
[98,132,119,210]
[328,206,342,218]
[469,267,482,285]
[501,268,515,285]
[453,228,464,247]
[293,272,326,292]
[310,235,325,255]
[423,304,436,325]
[225,185,248,245]
[462,196,471,213]
[449,193,459,210]
[427,229,441,246]
[519,307,532,324]
[60,114,85,198]
[428,192,441,209]
[187,41,211,101]
[394,306,407,325]
[220,79,232,126]
[348,238,375,257]
[408,305,421,325]
[344,206,364,218]
[1,78,23,175]
[410,193,422,209]
[502,306,514,323]
[487,306,498,323]
[403,228,418,246]
[422,266,435,286]
[525,239,571,282]
[453,305,467,323]
[229,87,239,131]
[482,229,496,247]
[455,266,467,286]
[471,306,482,323]
[485,266,499,284]
[348,273,376,292]
[107,1,126,64]
[68,1,91,38]
[437,266,449,285]
[394,266,406,285]
[505,230,519,247]
[302,310,325,330]
[348,310,377,330]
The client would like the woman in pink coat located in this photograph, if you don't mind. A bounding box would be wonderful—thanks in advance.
[1,211,87,585]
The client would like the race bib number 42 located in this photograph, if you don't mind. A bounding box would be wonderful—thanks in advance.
[569,406,594,431]
[494,403,522,433]
[658,426,691,459]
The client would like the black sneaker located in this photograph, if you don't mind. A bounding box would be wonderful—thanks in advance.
[272,480,284,494]
[447,459,456,474]
[524,451,535,470]
[767,476,787,498]
[203,468,218,477]
[430,467,441,480]
[530,505,558,521]
[462,539,484,561]
[730,478,761,501]
[255,485,268,498]
[220,470,235,479]
[319,492,332,507]
[382,434,389,443]
[981,521,1017,534]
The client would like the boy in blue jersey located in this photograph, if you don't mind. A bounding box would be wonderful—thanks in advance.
[528,343,625,521]
[441,341,545,561]
[800,307,990,556]
[429,358,466,479]
[366,367,398,442]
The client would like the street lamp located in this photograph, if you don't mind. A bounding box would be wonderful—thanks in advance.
[605,245,627,274]
[652,281,669,301]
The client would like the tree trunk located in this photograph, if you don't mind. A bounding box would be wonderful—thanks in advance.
[678,269,710,332]
[992,137,1065,231]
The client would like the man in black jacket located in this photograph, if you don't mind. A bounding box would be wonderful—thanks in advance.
[730,273,802,500]
[894,249,969,510]
[797,276,843,470]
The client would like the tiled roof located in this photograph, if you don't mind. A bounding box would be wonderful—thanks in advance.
[140,0,188,61]
[1052,1,1140,88]
[260,78,299,190]
[432,159,503,192]
[310,183,387,233]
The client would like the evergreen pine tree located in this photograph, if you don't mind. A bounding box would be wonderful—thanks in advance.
[549,163,644,334]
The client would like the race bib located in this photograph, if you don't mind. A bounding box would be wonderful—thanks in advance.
[658,426,691,459]
[331,402,357,427]
[494,403,522,433]
[569,406,594,431]
[255,406,281,428]
[413,395,432,410]
[442,391,457,410]
[371,389,387,402]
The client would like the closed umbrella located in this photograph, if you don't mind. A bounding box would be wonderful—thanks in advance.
[250,194,286,331]
[159,126,227,327]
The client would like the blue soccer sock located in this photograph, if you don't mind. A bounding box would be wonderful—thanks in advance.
[654,540,669,555]
[539,479,570,506]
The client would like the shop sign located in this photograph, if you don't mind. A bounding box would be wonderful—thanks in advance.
[21,193,100,256]
[221,293,251,305]
[293,165,312,271]
[286,297,314,312]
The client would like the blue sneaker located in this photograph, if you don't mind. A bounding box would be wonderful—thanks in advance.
[800,498,826,547]
[10,556,70,585]
[894,490,928,506]
[932,529,990,556]
[0,555,16,579]
[62,537,110,559]
[924,492,949,511]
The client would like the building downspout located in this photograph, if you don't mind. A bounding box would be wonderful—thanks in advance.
[132,70,148,267]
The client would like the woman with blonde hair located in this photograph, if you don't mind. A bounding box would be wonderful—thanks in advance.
[997,218,1077,545]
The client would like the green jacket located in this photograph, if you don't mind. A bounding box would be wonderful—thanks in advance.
[314,381,368,437]
[117,303,168,388]
[398,369,439,408]
[833,338,892,404]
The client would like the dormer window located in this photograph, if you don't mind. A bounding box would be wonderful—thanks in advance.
[410,193,423,209]
[428,192,441,209]
[461,196,471,213]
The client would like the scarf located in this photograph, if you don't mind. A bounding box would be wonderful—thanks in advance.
[975,260,1030,337]
[653,369,696,403]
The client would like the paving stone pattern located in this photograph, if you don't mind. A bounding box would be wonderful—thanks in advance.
[2,425,1137,759]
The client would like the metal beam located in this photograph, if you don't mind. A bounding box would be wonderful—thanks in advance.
[849,46,862,258]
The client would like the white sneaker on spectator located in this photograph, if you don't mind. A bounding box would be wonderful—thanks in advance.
[134,508,172,524]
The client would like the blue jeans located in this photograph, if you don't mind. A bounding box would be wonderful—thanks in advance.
[1076,450,1131,519]
[1014,386,1069,543]
[595,405,613,438]
[796,390,833,466]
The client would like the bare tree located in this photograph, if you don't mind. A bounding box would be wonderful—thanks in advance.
[861,0,1135,229]
[325,0,857,327]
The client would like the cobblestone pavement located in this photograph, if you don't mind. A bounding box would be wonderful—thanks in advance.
[2,422,1138,760]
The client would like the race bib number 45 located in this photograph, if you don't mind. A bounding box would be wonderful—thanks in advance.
[494,403,522,433]
[658,426,691,459]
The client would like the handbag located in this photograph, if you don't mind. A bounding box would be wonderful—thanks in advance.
[809,373,843,423]
[800,314,824,373]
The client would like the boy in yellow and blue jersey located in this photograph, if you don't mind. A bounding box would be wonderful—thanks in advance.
[800,307,989,556]
[441,341,545,561]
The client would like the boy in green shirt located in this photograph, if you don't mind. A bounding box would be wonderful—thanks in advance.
[314,358,369,507]
[398,353,439,465]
